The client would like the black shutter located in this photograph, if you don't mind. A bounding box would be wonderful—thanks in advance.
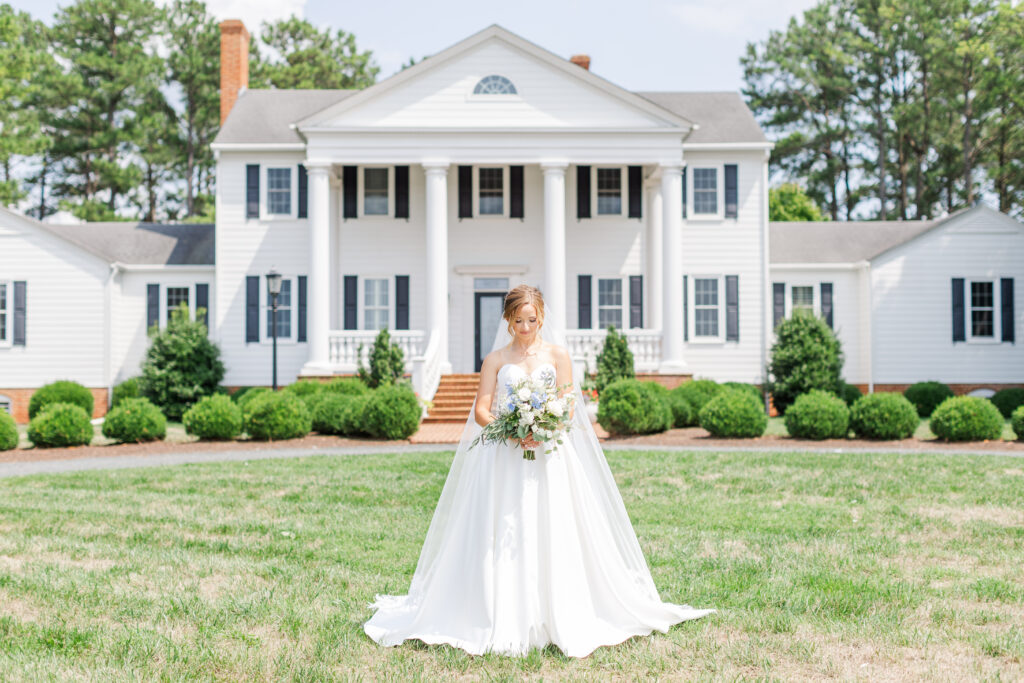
[1001,277,1014,343]
[12,281,26,346]
[245,276,259,342]
[146,283,159,331]
[578,275,592,329]
[395,165,409,219]
[396,275,409,330]
[682,275,688,341]
[772,282,785,330]
[344,275,358,330]
[509,165,524,219]
[820,282,834,329]
[629,275,643,328]
[724,164,738,218]
[576,165,591,219]
[952,277,965,342]
[246,164,259,218]
[681,167,687,218]
[297,164,308,218]
[343,166,357,218]
[297,276,307,342]
[458,165,472,219]
[196,283,209,331]
[628,166,642,219]
[725,275,739,341]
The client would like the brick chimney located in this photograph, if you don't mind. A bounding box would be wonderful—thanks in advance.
[219,19,250,125]
[569,54,591,70]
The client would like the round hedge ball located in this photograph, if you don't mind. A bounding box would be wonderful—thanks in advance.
[243,392,311,441]
[990,388,1024,419]
[903,381,955,417]
[101,397,167,443]
[0,411,18,451]
[597,379,672,436]
[311,393,360,436]
[698,390,767,438]
[1011,405,1024,442]
[27,403,94,448]
[28,380,94,420]
[849,392,919,440]
[784,389,850,440]
[362,384,422,440]
[929,396,1004,442]
[323,377,370,397]
[183,394,243,440]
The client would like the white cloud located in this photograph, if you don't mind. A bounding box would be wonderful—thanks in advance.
[666,0,818,38]
[202,0,306,34]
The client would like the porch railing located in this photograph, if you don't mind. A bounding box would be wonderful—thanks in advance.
[410,331,443,401]
[564,329,663,373]
[327,330,427,371]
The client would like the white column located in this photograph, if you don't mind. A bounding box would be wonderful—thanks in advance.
[645,180,664,331]
[660,163,688,373]
[303,162,332,373]
[424,162,451,373]
[542,162,568,331]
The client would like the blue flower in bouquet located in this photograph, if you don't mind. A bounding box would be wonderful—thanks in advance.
[530,393,544,410]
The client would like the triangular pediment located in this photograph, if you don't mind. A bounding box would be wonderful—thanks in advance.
[297,26,690,132]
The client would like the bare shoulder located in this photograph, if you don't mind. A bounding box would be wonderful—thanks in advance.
[480,349,506,376]
[545,343,571,366]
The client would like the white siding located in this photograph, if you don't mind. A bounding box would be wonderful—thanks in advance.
[0,214,108,387]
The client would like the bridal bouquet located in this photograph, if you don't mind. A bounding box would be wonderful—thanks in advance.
[472,377,576,460]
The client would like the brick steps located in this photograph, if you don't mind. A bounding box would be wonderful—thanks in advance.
[425,373,481,423]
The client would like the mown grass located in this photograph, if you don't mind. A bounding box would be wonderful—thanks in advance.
[0,450,1022,680]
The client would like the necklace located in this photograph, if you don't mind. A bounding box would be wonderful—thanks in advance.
[510,337,542,359]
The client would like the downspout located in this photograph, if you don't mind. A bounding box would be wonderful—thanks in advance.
[104,261,122,412]
[760,149,771,415]
[859,259,873,393]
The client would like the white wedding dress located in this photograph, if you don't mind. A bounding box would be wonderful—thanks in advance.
[363,333,715,657]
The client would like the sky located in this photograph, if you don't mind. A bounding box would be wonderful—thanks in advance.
[11,0,821,92]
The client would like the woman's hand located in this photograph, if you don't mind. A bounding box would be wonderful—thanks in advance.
[515,432,541,450]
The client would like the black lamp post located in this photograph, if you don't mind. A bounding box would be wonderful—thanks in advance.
[266,269,283,391]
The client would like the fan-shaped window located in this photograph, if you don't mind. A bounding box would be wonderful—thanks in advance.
[473,75,517,95]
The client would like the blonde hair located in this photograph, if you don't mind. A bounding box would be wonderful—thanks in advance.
[503,284,545,336]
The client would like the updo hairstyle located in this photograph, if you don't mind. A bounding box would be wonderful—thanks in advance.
[503,285,546,335]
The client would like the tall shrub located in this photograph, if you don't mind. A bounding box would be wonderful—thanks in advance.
[139,303,225,420]
[767,313,843,414]
[357,328,406,389]
[595,326,634,394]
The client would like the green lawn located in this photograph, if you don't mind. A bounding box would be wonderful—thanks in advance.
[0,450,1021,679]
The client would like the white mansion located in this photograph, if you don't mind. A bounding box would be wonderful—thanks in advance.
[0,23,1021,422]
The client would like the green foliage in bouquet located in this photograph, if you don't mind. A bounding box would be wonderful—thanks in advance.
[597,379,672,436]
[140,303,225,420]
[699,390,767,438]
[357,328,406,389]
[362,384,421,440]
[784,389,850,440]
[183,395,243,441]
[991,388,1024,419]
[767,313,844,414]
[903,381,954,417]
[0,411,18,451]
[929,396,1004,442]
[27,403,93,448]
[28,380,94,420]
[849,393,918,440]
[243,392,311,441]
[595,326,635,394]
[111,377,140,409]
[101,398,166,443]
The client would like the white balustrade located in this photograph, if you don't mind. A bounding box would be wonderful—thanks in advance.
[564,329,664,373]
[327,330,426,371]
[410,331,443,401]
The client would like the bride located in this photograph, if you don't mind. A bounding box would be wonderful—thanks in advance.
[363,284,715,657]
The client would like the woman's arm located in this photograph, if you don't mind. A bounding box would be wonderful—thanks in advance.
[474,353,500,428]
[553,345,575,421]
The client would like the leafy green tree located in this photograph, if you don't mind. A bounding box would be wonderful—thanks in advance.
[595,326,635,394]
[250,16,379,89]
[769,183,828,221]
[767,312,844,414]
[357,329,406,389]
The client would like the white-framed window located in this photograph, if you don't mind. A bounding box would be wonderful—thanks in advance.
[265,278,293,339]
[791,286,814,317]
[597,278,624,329]
[364,278,389,330]
[478,168,504,215]
[692,167,718,215]
[693,277,721,338]
[266,167,292,215]
[364,167,389,216]
[156,283,209,328]
[472,74,517,95]
[0,394,11,415]
[968,279,996,340]
[0,281,8,344]
[166,287,189,316]
[596,168,623,215]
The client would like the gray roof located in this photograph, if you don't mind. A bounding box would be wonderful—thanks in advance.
[213,88,765,146]
[41,222,214,266]
[215,89,356,145]
[769,218,947,263]
[638,92,767,144]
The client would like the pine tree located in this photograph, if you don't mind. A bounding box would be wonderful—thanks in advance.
[249,16,379,90]
[595,326,635,394]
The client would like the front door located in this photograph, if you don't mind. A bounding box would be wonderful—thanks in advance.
[475,292,506,371]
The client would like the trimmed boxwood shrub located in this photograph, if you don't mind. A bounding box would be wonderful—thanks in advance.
[598,379,673,436]
[991,388,1024,419]
[767,313,844,414]
[323,377,369,396]
[722,382,764,407]
[111,377,140,409]
[838,381,863,407]
[101,398,166,443]
[594,326,635,393]
[929,396,1004,442]
[363,384,422,440]
[849,393,919,440]
[784,390,850,440]
[311,393,358,435]
[670,379,722,426]
[699,390,767,438]
[0,412,18,451]
[27,403,93,448]
[183,394,242,441]
[28,380,94,420]
[1011,405,1024,441]
[904,381,954,417]
[243,392,311,441]
[236,387,272,414]
[284,379,324,402]
[666,391,695,428]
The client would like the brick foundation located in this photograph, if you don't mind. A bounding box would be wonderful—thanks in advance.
[854,383,1024,395]
[1,387,109,424]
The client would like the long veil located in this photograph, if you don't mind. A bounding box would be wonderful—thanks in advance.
[401,306,669,602]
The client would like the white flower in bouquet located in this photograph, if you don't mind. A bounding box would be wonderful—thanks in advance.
[517,387,532,401]
[546,400,564,417]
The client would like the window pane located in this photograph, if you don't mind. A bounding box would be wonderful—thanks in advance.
[474,277,509,290]
[364,168,388,215]
[365,279,387,307]
[267,168,291,214]
[598,279,622,306]
[597,169,621,215]
[473,75,517,95]
[971,281,993,308]
[598,308,622,330]
[166,287,189,314]
[0,283,6,311]
[695,309,718,336]
[365,308,388,331]
[791,286,813,314]
[694,278,719,337]
[694,278,718,306]
[266,280,292,338]
[972,310,993,337]
[693,168,717,214]
[0,313,5,341]
[479,168,503,215]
